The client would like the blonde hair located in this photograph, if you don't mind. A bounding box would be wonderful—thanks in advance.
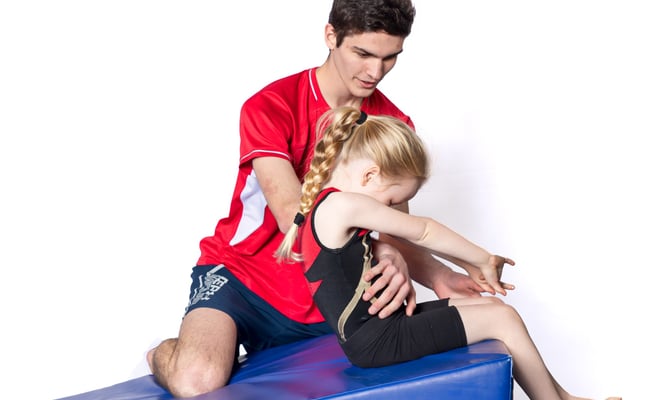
[276,106,430,261]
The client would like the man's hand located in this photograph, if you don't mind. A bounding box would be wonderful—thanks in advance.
[363,241,417,319]
[431,266,485,299]
[434,253,515,297]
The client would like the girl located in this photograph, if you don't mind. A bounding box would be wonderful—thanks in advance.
[277,106,619,400]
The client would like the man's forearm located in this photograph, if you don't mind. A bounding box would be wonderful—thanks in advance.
[377,233,445,290]
[377,232,484,299]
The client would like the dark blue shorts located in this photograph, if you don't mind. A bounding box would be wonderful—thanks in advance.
[185,265,332,353]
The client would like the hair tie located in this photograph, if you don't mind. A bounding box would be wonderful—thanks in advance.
[293,212,305,226]
[356,111,368,125]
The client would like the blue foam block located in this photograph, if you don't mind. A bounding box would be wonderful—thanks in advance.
[58,335,512,399]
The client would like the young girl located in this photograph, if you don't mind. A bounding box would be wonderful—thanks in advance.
[277,107,620,400]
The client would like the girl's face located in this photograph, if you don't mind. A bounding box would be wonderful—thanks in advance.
[366,175,420,207]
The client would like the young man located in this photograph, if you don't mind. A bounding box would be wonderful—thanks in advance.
[147,1,496,397]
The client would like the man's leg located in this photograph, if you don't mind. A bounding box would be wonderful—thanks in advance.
[148,308,237,398]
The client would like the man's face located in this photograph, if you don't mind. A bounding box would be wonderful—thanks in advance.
[327,27,405,99]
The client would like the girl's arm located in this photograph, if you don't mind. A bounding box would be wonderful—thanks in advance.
[322,192,513,295]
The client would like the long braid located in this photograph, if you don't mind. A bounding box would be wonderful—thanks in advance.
[276,107,363,262]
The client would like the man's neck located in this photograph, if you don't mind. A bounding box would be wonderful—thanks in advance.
[315,62,364,109]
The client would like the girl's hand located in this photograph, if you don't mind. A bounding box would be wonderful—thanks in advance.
[434,253,516,296]
[474,255,516,296]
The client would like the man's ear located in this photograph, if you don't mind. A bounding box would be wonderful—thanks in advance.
[361,165,381,186]
[324,23,337,50]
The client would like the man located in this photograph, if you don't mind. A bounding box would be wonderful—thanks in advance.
[147,1,497,397]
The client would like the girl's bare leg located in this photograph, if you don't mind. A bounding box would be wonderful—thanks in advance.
[449,298,589,400]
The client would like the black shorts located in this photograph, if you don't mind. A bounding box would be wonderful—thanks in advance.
[340,299,468,368]
[185,265,332,353]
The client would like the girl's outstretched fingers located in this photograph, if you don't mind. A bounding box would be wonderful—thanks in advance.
[494,255,515,294]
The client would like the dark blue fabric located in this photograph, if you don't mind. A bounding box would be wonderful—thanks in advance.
[185,265,331,353]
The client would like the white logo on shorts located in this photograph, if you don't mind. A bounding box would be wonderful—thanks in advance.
[187,265,229,309]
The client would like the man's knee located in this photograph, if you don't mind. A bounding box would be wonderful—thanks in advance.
[167,362,230,398]
[158,309,238,397]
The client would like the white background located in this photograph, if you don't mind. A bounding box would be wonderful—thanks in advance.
[1,1,647,399]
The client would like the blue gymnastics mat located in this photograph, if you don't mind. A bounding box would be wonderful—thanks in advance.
[59,334,512,399]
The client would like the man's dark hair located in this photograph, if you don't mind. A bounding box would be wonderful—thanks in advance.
[328,0,416,47]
